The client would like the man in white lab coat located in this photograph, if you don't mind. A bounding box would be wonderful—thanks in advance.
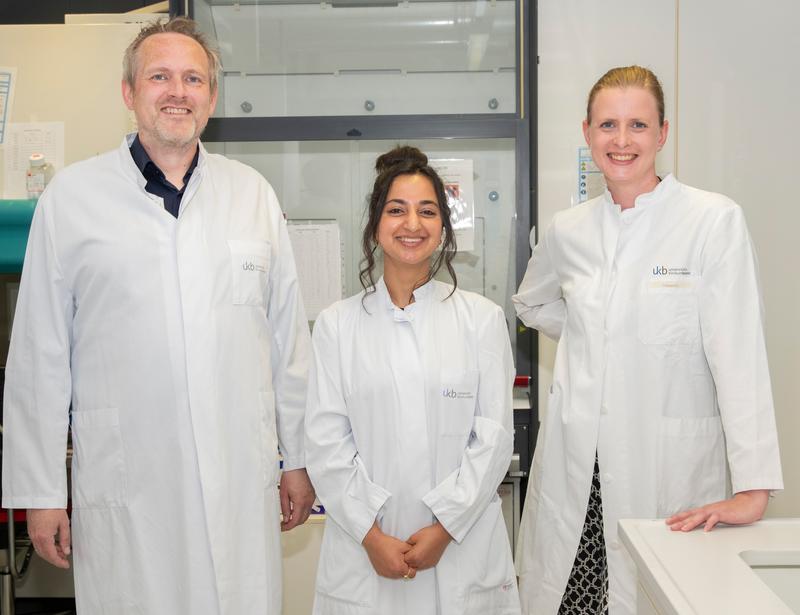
[1,17,314,614]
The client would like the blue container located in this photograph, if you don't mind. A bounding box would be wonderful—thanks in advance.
[0,199,36,273]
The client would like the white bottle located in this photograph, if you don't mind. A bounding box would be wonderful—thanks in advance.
[26,153,54,199]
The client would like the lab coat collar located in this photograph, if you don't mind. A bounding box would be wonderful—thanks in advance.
[376,275,435,321]
[118,134,208,216]
[119,134,148,190]
[118,133,208,194]
[602,173,679,216]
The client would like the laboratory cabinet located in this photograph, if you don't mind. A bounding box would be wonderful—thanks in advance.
[187,0,539,476]
[190,0,519,119]
[186,0,538,378]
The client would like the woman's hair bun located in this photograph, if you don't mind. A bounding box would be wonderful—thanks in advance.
[375,145,428,174]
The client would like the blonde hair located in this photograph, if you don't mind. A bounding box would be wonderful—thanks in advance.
[123,16,222,92]
[586,65,665,126]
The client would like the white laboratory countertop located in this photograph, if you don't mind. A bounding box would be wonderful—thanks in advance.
[618,518,800,615]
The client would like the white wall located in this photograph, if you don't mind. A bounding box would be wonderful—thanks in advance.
[675,0,800,516]
[537,0,799,515]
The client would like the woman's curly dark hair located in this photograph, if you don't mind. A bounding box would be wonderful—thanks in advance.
[359,145,458,303]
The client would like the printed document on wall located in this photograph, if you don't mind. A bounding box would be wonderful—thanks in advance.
[0,67,17,146]
[431,158,475,252]
[288,222,342,320]
[577,146,605,204]
[3,122,64,198]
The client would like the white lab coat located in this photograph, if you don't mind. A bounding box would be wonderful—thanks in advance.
[513,175,783,615]
[305,278,520,615]
[2,136,310,614]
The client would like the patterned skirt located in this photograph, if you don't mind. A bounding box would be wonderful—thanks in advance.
[558,455,609,615]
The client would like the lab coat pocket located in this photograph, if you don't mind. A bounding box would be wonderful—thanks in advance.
[459,499,520,614]
[657,415,727,517]
[437,369,480,473]
[638,275,700,345]
[315,517,376,608]
[70,408,127,509]
[259,391,280,487]
[228,239,270,306]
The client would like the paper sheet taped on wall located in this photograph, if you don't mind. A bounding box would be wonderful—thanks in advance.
[0,67,16,146]
[430,158,475,252]
[287,222,342,320]
[3,122,64,198]
[577,146,606,204]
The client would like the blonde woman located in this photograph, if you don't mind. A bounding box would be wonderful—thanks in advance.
[514,66,783,615]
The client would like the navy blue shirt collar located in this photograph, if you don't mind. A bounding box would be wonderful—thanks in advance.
[129,134,199,218]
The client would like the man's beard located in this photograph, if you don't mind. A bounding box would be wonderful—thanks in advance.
[153,116,199,149]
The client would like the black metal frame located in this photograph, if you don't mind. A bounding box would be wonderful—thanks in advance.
[203,114,519,142]
[169,0,188,18]
[175,0,539,462]
[522,0,539,452]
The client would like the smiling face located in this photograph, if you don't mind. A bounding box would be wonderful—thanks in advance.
[377,173,443,279]
[122,32,217,155]
[583,86,668,199]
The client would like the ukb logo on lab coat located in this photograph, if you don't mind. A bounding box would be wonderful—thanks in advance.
[442,388,475,400]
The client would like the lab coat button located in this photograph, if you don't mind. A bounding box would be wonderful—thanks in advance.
[600,405,609,415]
[602,472,613,483]
[610,540,621,550]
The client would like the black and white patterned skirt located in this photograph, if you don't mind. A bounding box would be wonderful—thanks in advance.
[558,455,609,615]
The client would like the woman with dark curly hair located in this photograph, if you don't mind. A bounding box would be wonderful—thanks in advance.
[305,145,520,615]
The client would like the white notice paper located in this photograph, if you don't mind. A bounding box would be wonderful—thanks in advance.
[287,222,342,320]
[577,146,605,204]
[3,122,65,198]
[0,67,16,146]
[430,158,475,252]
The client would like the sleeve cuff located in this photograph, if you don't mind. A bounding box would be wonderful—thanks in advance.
[422,486,468,544]
[349,487,392,545]
[732,478,784,495]
[281,455,305,472]
[2,495,68,509]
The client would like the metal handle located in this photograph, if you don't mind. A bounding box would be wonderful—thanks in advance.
[6,510,33,581]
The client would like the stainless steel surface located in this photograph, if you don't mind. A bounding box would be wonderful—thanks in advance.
[0,571,13,615]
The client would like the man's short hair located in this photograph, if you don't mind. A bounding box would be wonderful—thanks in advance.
[123,16,222,92]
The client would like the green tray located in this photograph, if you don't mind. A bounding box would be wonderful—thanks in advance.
[0,199,37,273]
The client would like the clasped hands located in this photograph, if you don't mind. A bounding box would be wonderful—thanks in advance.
[362,521,452,581]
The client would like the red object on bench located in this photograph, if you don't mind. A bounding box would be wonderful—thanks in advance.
[514,375,531,388]
[0,510,26,523]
